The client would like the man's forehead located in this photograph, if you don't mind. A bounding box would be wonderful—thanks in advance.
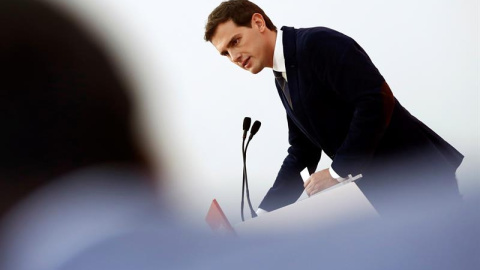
[212,20,241,50]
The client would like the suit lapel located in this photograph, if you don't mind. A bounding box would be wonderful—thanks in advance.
[280,26,315,141]
[281,26,298,114]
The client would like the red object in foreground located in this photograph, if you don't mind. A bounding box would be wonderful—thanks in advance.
[205,199,236,235]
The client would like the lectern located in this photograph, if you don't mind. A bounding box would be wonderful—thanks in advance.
[207,182,378,235]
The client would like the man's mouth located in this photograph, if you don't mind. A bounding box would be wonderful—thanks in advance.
[242,57,251,69]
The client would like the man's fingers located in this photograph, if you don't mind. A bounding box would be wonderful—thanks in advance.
[306,188,318,197]
[304,181,315,195]
[304,169,336,197]
[305,180,321,197]
[309,188,319,196]
[304,182,311,195]
[304,177,311,187]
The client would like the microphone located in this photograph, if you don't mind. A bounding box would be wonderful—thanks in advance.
[241,118,261,221]
[249,121,261,140]
[243,117,251,139]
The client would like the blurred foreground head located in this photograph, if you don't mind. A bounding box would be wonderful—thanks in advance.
[0,0,151,217]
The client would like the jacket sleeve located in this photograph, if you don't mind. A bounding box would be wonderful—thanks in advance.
[258,115,321,211]
[311,33,395,177]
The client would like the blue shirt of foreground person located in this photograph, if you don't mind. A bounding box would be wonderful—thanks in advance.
[204,0,463,215]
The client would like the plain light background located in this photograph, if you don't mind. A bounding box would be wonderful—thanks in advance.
[48,0,478,226]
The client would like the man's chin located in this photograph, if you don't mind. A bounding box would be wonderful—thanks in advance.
[248,66,264,74]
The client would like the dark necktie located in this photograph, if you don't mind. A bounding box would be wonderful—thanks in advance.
[273,70,293,110]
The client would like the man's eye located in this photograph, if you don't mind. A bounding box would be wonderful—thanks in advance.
[233,38,240,45]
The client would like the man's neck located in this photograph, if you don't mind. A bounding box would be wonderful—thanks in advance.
[264,30,277,69]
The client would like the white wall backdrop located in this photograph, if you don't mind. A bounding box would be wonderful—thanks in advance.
[48,0,478,226]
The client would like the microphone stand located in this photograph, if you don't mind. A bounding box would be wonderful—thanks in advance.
[241,136,246,222]
[242,136,257,221]
[241,120,261,221]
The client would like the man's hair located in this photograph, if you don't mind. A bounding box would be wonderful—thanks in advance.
[204,0,276,42]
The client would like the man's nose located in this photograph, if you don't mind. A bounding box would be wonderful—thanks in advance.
[229,50,241,63]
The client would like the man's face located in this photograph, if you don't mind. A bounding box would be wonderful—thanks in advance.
[211,18,272,74]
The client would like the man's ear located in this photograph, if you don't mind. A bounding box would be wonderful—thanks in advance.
[251,13,265,32]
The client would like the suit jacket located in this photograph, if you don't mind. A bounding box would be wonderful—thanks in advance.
[258,26,464,211]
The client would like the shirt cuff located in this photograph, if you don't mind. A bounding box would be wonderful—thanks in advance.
[256,208,269,216]
[329,167,364,183]
[329,167,348,182]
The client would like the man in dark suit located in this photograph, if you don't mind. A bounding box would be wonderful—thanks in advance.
[204,0,463,215]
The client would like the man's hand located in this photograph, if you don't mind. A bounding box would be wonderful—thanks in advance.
[304,168,340,196]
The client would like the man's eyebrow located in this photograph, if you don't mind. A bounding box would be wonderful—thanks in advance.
[220,35,240,56]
